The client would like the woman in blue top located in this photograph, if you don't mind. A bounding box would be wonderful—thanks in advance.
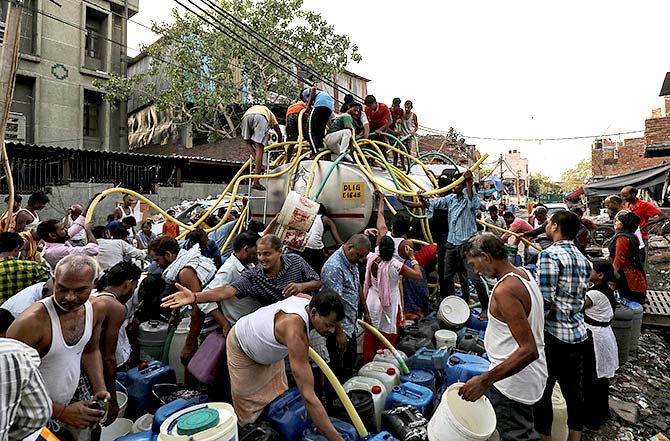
[302,87,334,155]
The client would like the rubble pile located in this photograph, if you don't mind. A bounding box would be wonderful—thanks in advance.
[585,329,670,440]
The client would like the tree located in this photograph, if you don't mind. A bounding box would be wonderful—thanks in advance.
[97,0,361,141]
[528,172,562,198]
[561,158,592,192]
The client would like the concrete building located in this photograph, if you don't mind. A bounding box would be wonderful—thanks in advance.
[2,0,139,151]
[500,150,529,196]
[592,73,670,178]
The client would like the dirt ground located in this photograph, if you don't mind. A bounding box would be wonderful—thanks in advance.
[584,238,670,441]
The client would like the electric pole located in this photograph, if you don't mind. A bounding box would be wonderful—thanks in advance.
[0,0,24,230]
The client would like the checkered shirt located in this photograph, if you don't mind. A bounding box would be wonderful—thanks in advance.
[0,258,50,306]
[537,240,592,343]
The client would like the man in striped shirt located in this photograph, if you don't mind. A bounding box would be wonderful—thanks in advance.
[0,338,52,441]
[534,210,592,440]
[398,170,490,316]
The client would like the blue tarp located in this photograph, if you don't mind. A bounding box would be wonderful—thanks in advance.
[483,176,504,192]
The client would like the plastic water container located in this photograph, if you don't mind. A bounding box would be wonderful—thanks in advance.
[359,361,400,393]
[133,414,154,433]
[367,432,399,441]
[139,320,169,361]
[374,349,408,372]
[381,405,428,441]
[551,384,569,441]
[158,402,237,441]
[238,421,281,441]
[438,297,470,329]
[406,347,451,374]
[457,333,486,356]
[101,418,134,441]
[343,376,388,431]
[434,330,458,349]
[400,368,436,391]
[264,387,312,441]
[444,354,490,387]
[427,383,496,441]
[332,390,377,435]
[622,300,643,353]
[386,382,434,417]
[456,328,485,342]
[401,317,442,339]
[395,335,434,357]
[153,397,209,434]
[465,308,488,332]
[126,361,176,418]
[302,417,358,441]
[168,317,190,384]
[277,191,320,232]
[612,303,634,365]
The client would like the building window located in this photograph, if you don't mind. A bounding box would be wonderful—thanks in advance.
[83,90,102,138]
[85,17,101,59]
[84,7,107,71]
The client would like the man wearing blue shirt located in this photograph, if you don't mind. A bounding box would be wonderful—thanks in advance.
[398,170,489,316]
[303,87,334,154]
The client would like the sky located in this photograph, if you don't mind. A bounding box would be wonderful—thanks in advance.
[128,0,670,180]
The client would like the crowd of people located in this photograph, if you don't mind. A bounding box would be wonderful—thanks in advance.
[0,154,668,440]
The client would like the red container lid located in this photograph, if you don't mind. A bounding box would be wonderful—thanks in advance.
[371,385,382,395]
[386,367,396,376]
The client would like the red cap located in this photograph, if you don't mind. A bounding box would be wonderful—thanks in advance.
[387,367,396,376]
[371,385,382,395]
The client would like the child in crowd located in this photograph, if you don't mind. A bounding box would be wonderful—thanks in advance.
[162,209,180,238]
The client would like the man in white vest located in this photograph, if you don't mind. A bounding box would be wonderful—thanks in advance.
[459,233,548,441]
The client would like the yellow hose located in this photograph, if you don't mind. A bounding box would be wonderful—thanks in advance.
[357,319,410,374]
[307,348,368,438]
[304,150,331,197]
[476,219,542,251]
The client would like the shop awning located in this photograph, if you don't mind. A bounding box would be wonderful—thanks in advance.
[584,164,670,197]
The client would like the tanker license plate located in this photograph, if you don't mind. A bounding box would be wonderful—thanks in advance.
[342,182,364,200]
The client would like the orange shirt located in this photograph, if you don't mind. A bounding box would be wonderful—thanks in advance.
[162,221,179,238]
[286,102,307,117]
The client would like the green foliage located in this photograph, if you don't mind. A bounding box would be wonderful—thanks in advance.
[99,0,361,141]
[560,158,592,192]
[528,172,562,197]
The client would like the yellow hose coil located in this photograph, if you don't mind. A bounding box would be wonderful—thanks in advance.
[307,347,368,438]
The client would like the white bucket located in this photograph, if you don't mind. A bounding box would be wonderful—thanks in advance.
[159,402,237,441]
[275,192,320,251]
[343,376,388,431]
[438,297,470,329]
[132,414,154,434]
[551,384,569,441]
[434,329,458,348]
[358,361,400,394]
[100,418,133,441]
[117,390,128,418]
[168,317,191,384]
[427,383,496,441]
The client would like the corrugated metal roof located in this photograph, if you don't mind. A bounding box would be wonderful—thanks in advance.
[4,141,245,165]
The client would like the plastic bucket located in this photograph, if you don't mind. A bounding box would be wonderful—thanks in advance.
[434,330,458,348]
[438,297,470,329]
[159,402,237,441]
[427,383,496,441]
[101,418,134,441]
[132,414,154,434]
[276,191,320,231]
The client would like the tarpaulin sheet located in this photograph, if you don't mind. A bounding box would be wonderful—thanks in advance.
[584,164,670,197]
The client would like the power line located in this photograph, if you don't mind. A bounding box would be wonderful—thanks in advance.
[417,126,644,142]
[194,0,363,103]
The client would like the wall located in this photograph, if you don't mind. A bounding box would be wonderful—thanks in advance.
[2,181,225,226]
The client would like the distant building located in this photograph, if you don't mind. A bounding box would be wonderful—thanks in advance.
[501,150,529,196]
[592,73,670,178]
[2,0,139,151]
